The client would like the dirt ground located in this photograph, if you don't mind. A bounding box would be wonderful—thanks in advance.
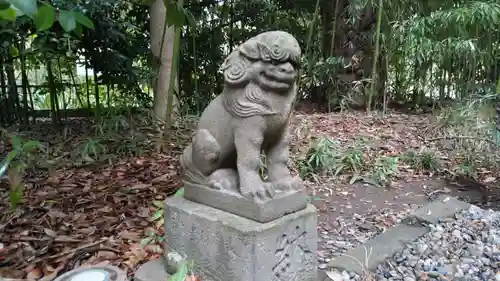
[310,178,485,221]
[307,177,487,268]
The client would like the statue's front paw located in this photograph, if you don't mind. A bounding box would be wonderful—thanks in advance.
[273,176,303,192]
[240,182,276,201]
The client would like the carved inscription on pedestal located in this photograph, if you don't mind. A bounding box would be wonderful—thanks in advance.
[273,225,313,281]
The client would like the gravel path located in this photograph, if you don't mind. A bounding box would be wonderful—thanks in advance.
[317,205,419,270]
[373,205,500,281]
[310,180,440,270]
[312,177,490,275]
[325,205,500,281]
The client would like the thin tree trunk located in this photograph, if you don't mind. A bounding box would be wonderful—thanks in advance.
[46,58,58,125]
[0,57,6,125]
[56,57,67,120]
[20,36,29,127]
[367,0,383,112]
[494,76,500,149]
[150,0,179,122]
[161,0,185,151]
[106,80,110,109]
[67,58,85,108]
[5,54,19,123]
[0,57,8,124]
[229,0,234,52]
[92,60,100,121]
[85,56,91,118]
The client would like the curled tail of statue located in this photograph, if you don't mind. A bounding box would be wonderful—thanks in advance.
[179,129,221,186]
[180,145,207,185]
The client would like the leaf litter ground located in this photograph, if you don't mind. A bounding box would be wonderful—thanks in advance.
[0,109,496,279]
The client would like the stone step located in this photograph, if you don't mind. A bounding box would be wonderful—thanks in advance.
[325,196,472,276]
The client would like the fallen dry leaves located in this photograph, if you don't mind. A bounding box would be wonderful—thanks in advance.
[289,110,499,184]
[0,150,182,279]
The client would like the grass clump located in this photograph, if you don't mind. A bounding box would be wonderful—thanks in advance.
[368,156,399,188]
[298,136,368,183]
[298,136,338,178]
[298,136,401,187]
[425,93,499,179]
[401,148,441,172]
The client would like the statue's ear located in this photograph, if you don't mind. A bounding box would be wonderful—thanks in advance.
[219,50,238,72]
[239,39,260,60]
[219,59,229,72]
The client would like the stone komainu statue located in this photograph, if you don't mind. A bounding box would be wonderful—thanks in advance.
[180,30,302,200]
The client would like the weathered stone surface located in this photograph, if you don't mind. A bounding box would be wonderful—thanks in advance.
[184,182,308,223]
[327,225,428,274]
[134,259,170,281]
[403,196,471,225]
[179,30,306,217]
[164,196,318,281]
[318,270,332,281]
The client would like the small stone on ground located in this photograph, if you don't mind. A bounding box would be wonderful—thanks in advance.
[134,259,170,281]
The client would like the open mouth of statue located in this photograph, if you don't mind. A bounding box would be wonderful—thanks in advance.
[264,70,296,83]
[260,70,296,90]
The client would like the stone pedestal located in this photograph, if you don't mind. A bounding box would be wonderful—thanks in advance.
[163,196,318,281]
[184,181,308,223]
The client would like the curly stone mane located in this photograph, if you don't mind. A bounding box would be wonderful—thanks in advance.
[220,31,301,119]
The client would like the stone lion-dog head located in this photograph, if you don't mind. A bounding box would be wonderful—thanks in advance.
[220,30,302,118]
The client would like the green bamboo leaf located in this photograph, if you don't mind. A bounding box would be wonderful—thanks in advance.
[35,4,55,31]
[74,12,94,29]
[306,195,322,202]
[164,0,184,27]
[155,217,164,228]
[22,140,40,152]
[9,183,24,209]
[140,237,153,247]
[73,21,83,37]
[496,76,500,95]
[0,6,15,20]
[6,150,17,163]
[6,0,36,17]
[58,10,76,32]
[182,7,195,28]
[0,0,10,9]
[168,262,188,281]
[11,135,21,150]
[151,209,163,221]
[152,200,163,208]
[174,187,184,197]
